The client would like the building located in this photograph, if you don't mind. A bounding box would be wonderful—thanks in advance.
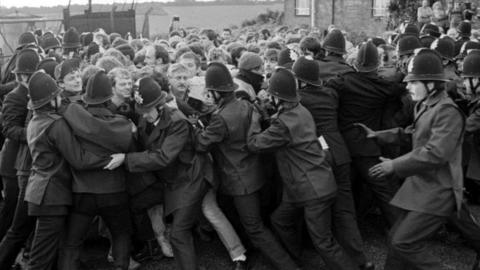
[283,0,390,35]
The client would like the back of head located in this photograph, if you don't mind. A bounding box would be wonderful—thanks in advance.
[355,40,380,73]
[322,29,346,55]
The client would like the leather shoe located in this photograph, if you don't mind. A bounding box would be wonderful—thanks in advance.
[233,260,248,270]
[133,239,162,263]
[360,262,375,270]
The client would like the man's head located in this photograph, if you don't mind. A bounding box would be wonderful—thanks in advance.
[134,77,167,123]
[145,45,170,73]
[167,63,192,99]
[55,58,82,93]
[222,28,232,43]
[108,67,133,101]
[178,52,201,77]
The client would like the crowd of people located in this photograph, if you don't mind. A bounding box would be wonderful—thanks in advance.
[0,5,480,270]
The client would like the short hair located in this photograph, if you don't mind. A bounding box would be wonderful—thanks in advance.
[175,46,193,61]
[223,28,232,34]
[299,36,321,56]
[108,67,132,86]
[208,47,229,63]
[103,48,128,66]
[81,64,101,89]
[167,63,189,77]
[95,56,123,73]
[178,51,200,69]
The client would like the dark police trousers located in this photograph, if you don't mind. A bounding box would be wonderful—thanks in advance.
[385,210,445,269]
[59,193,131,270]
[332,163,367,266]
[0,175,36,269]
[352,156,400,226]
[0,176,19,240]
[27,204,68,270]
[271,197,357,270]
[232,192,298,270]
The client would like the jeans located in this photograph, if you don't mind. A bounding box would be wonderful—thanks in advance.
[0,176,19,240]
[202,188,246,260]
[232,192,298,270]
[271,198,357,270]
[0,175,36,269]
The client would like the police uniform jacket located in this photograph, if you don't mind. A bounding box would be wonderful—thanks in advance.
[195,95,265,196]
[329,71,406,157]
[317,55,354,82]
[247,103,337,203]
[0,84,29,177]
[465,97,480,180]
[299,85,351,166]
[26,111,110,206]
[125,106,211,216]
[63,103,133,194]
[377,91,465,216]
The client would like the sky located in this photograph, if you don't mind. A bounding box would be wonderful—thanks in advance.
[0,0,190,8]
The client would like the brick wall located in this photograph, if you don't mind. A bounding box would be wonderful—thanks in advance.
[284,0,387,36]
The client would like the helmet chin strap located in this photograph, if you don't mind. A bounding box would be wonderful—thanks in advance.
[469,78,480,93]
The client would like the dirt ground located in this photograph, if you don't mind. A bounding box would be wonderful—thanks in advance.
[81,208,480,270]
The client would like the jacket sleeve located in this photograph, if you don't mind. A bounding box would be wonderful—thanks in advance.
[392,105,464,178]
[375,127,412,146]
[466,106,480,133]
[48,119,110,170]
[194,113,227,152]
[125,119,189,172]
[0,81,16,99]
[2,91,27,143]
[247,110,290,153]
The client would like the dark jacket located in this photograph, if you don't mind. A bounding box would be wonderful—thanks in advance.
[63,103,133,194]
[465,97,480,181]
[455,37,470,56]
[329,71,407,157]
[195,96,265,196]
[26,111,110,206]
[0,84,30,177]
[299,85,351,166]
[125,107,211,215]
[376,91,464,216]
[247,103,337,203]
[317,55,354,82]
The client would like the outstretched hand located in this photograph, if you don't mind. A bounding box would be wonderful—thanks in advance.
[104,153,126,170]
[354,123,377,138]
[368,157,394,179]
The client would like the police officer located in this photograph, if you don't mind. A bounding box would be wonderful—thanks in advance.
[318,28,354,82]
[0,48,40,269]
[248,67,357,270]
[365,48,464,269]
[105,77,212,270]
[455,21,472,56]
[59,70,134,270]
[25,71,111,270]
[329,41,406,227]
[295,56,374,270]
[195,62,298,270]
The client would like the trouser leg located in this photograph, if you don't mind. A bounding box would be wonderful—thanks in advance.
[352,156,400,226]
[100,204,132,270]
[304,198,357,270]
[0,175,36,269]
[170,203,201,270]
[0,176,19,240]
[58,213,93,270]
[385,210,446,270]
[233,192,298,270]
[332,163,367,266]
[270,201,303,261]
[27,216,65,270]
[449,203,480,253]
[202,188,246,261]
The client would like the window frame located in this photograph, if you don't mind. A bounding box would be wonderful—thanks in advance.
[372,0,389,17]
[295,0,311,17]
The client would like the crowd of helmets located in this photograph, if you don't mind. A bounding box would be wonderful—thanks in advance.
[2,13,480,270]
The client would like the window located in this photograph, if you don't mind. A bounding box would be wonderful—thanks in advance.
[373,0,389,17]
[295,0,310,16]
